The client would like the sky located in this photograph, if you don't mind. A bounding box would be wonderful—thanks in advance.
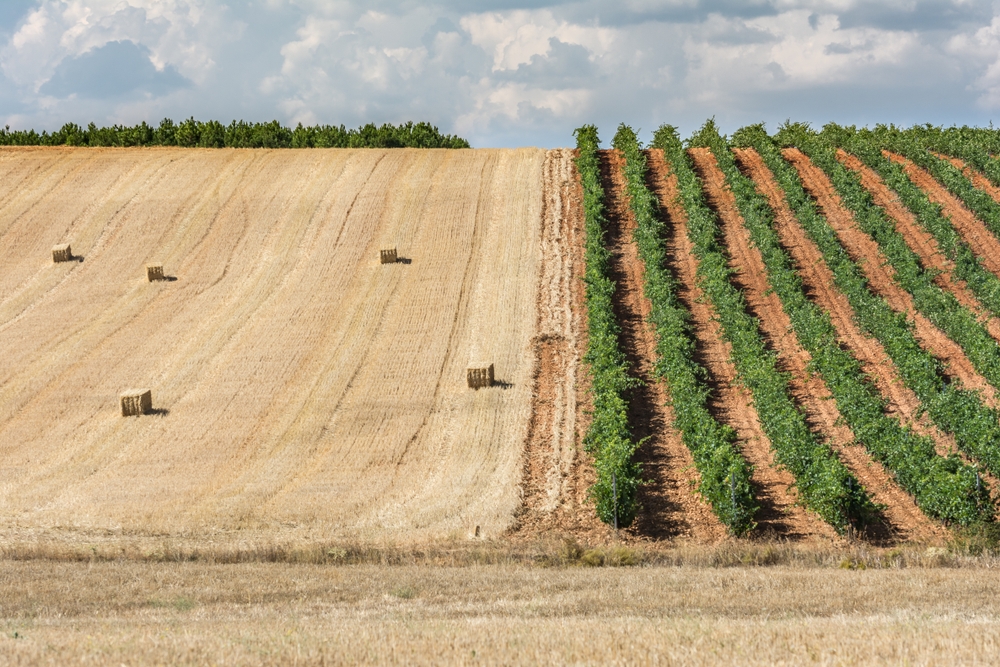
[1,1,999,147]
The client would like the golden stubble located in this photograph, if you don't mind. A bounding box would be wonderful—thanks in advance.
[2,561,999,665]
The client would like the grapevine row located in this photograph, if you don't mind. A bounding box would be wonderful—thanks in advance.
[795,130,1000,398]
[663,121,875,533]
[610,124,756,536]
[836,133,1000,324]
[875,129,1000,246]
[750,124,992,525]
[573,125,642,527]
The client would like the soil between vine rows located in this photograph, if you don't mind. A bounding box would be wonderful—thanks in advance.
[839,151,1000,363]
[567,147,992,542]
[783,148,964,461]
[686,147,836,541]
[596,149,727,542]
[887,151,1000,279]
[733,148,946,544]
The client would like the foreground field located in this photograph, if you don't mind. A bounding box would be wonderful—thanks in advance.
[2,559,999,665]
[0,147,552,543]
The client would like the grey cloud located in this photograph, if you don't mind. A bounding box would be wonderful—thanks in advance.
[703,23,777,45]
[498,38,599,86]
[833,0,993,32]
[40,40,190,99]
[765,61,787,82]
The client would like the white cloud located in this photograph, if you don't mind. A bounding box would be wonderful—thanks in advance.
[948,15,1000,109]
[1,0,228,91]
[460,9,614,71]
[0,1,997,146]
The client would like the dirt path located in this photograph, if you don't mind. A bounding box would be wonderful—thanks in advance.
[734,148,946,544]
[837,151,1000,405]
[641,150,826,541]
[885,152,1000,278]
[783,149,997,407]
[515,149,607,540]
[597,150,727,543]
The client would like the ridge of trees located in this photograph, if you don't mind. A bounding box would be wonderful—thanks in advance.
[0,119,470,149]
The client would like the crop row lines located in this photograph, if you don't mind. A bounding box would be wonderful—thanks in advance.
[611,124,756,535]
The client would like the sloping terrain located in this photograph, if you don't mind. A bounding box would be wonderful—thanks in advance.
[0,147,546,543]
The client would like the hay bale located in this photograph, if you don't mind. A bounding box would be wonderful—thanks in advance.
[467,363,494,389]
[146,263,164,282]
[52,244,72,263]
[120,389,152,416]
[380,248,398,264]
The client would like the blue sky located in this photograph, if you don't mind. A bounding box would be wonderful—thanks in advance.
[1,1,999,147]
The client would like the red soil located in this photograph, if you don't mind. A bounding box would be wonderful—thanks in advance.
[837,150,1000,405]
[734,148,947,544]
[933,152,1000,203]
[643,148,832,541]
[784,149,997,412]
[885,151,1000,279]
[516,149,608,540]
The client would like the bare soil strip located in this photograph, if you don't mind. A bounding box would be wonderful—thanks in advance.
[735,148,946,544]
[933,152,1000,202]
[885,151,1000,277]
[784,149,997,416]
[515,149,606,539]
[641,150,825,541]
[598,150,727,542]
[838,151,1000,404]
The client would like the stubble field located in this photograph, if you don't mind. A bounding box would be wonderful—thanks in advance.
[0,146,559,547]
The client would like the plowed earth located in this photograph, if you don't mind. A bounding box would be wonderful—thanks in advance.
[886,152,1000,279]
[514,149,607,539]
[837,151,1000,404]
[783,148,970,460]
[686,148,836,541]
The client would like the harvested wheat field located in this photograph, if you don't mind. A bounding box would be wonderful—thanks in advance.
[0,146,580,546]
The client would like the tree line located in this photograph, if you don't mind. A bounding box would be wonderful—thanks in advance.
[0,119,470,149]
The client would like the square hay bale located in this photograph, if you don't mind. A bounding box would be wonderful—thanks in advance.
[467,363,494,389]
[52,244,72,263]
[380,248,398,264]
[120,389,152,416]
[146,263,164,282]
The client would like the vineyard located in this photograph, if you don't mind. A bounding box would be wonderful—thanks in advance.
[575,121,1000,542]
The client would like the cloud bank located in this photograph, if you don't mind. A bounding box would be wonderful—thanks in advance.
[0,1,998,147]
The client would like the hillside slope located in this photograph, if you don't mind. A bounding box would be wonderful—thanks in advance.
[0,147,545,542]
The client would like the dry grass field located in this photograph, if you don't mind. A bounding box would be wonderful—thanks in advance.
[0,146,549,545]
[3,559,1000,665]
